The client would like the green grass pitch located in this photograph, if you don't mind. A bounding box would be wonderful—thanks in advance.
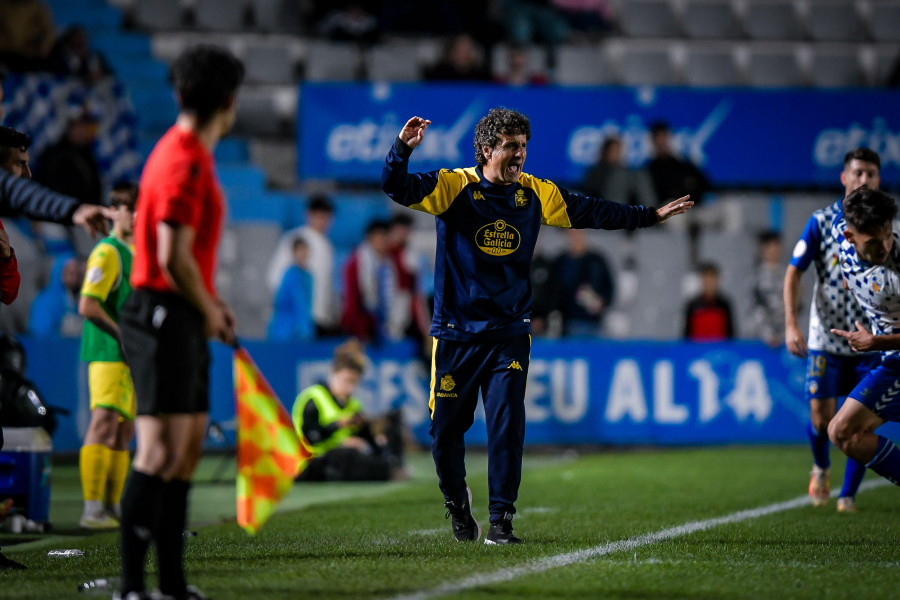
[2,446,898,599]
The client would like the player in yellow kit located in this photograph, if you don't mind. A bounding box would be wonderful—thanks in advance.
[78,182,137,528]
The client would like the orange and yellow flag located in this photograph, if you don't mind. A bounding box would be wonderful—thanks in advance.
[234,347,310,534]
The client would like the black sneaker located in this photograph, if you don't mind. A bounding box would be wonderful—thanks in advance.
[484,512,521,545]
[443,487,481,542]
[0,552,26,570]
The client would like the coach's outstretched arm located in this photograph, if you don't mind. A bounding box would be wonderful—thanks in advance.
[0,170,110,237]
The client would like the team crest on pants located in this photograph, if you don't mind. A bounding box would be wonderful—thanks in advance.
[440,374,455,391]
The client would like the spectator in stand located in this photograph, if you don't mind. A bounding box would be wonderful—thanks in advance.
[647,120,711,207]
[551,228,614,337]
[551,0,614,37]
[267,195,338,336]
[387,212,427,341]
[267,236,315,343]
[502,0,570,47]
[340,219,398,343]
[0,0,56,72]
[423,34,492,82]
[48,25,113,85]
[582,135,656,207]
[34,108,103,206]
[317,2,380,44]
[749,230,785,348]
[493,44,548,86]
[28,253,84,337]
[683,262,734,341]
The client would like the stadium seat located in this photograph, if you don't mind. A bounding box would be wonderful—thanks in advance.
[225,189,289,225]
[681,0,741,39]
[91,33,152,59]
[217,164,267,190]
[491,44,549,82]
[193,0,248,31]
[617,44,681,86]
[806,2,864,43]
[745,47,805,87]
[129,85,178,134]
[303,42,364,81]
[553,45,616,85]
[630,229,690,339]
[215,137,250,163]
[366,43,425,82]
[133,0,185,31]
[52,4,123,31]
[809,47,864,88]
[108,57,169,85]
[868,2,900,43]
[683,46,742,86]
[873,47,900,86]
[244,43,297,85]
[234,87,295,137]
[618,0,682,38]
[743,1,802,41]
[251,0,305,33]
[329,194,393,249]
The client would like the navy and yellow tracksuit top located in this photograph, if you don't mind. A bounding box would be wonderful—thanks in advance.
[382,138,659,342]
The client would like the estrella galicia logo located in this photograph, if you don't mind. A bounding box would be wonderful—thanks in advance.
[476,219,521,257]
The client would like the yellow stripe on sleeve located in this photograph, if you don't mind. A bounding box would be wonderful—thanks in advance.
[521,173,571,228]
[410,167,480,216]
[80,242,121,302]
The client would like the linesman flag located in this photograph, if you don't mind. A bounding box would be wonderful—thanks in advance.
[234,346,310,534]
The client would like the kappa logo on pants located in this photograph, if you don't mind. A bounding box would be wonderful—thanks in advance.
[507,361,523,371]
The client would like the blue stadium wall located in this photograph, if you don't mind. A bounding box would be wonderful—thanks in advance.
[22,336,900,453]
[298,84,900,188]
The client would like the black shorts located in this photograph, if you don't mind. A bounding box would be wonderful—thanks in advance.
[120,288,210,416]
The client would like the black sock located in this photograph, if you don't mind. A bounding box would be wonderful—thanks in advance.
[157,479,190,597]
[120,471,164,594]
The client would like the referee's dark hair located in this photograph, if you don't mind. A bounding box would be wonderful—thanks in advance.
[843,147,881,170]
[170,45,245,125]
[843,185,897,234]
[0,125,30,168]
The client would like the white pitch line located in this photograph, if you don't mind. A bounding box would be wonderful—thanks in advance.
[387,479,890,600]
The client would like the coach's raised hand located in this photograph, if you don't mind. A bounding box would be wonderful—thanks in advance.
[399,116,431,149]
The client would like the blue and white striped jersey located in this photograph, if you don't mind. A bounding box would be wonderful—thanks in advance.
[790,199,870,355]
[832,212,900,358]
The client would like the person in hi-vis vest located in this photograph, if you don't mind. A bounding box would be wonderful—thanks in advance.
[292,339,406,482]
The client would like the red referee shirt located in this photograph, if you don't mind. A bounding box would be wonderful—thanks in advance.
[131,126,224,297]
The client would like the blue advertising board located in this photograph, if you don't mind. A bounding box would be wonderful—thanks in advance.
[24,336,900,454]
[298,83,900,188]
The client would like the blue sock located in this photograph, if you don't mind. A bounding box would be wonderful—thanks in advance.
[807,422,831,469]
[839,457,867,498]
[866,436,900,487]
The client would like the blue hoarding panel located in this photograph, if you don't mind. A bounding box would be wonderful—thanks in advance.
[298,83,900,188]
[21,336,900,453]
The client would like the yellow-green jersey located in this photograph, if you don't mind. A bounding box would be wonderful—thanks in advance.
[80,235,133,362]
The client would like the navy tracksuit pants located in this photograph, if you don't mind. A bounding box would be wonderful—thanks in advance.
[429,334,530,524]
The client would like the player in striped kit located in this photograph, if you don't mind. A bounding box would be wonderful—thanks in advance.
[783,148,882,511]
[829,186,900,488]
